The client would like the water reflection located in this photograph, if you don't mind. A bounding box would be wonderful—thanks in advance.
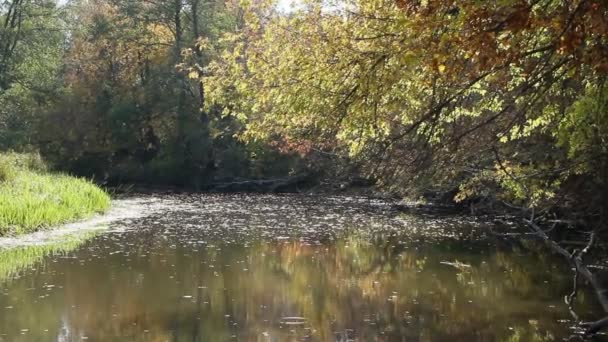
[0,230,100,282]
[0,194,602,341]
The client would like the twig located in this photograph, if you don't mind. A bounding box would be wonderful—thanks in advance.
[527,220,608,335]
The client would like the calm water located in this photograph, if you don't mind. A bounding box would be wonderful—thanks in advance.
[0,194,603,341]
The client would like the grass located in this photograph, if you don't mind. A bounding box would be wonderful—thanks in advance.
[0,152,111,236]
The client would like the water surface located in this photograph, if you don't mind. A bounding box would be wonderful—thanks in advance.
[0,194,602,341]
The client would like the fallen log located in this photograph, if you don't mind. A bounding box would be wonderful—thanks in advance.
[581,316,608,336]
[526,219,608,335]
[208,174,313,193]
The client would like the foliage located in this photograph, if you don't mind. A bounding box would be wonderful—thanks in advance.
[3,0,607,222]
[0,156,16,182]
[28,0,303,187]
[207,0,608,221]
[557,84,608,179]
[0,0,66,149]
[0,151,46,182]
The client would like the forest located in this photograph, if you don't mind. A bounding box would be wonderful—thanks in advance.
[0,0,606,213]
[1,0,608,339]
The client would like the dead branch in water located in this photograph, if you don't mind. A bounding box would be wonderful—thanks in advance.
[526,219,608,336]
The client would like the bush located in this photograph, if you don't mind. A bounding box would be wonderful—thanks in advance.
[0,154,17,182]
[0,152,48,182]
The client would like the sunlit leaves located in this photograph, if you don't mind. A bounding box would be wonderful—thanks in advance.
[557,84,608,178]
[206,0,608,210]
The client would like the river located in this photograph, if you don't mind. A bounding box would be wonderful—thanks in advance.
[0,193,602,341]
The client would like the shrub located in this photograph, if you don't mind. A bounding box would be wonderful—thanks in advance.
[0,154,17,182]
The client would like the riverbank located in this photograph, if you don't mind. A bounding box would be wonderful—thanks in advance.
[0,153,111,236]
[0,195,166,283]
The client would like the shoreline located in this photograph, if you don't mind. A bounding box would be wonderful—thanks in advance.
[0,196,158,249]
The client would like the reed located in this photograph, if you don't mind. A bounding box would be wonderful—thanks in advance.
[0,153,111,236]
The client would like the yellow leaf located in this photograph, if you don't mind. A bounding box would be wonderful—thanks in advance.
[438,64,446,73]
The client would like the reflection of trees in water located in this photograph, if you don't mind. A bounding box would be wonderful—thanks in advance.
[262,236,567,341]
[0,231,580,341]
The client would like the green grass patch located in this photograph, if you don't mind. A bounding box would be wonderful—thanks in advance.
[0,152,111,236]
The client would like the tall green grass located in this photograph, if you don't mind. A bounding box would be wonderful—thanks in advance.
[0,152,111,236]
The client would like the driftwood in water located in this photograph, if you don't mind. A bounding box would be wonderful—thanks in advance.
[581,316,608,335]
[526,219,608,335]
[208,174,313,193]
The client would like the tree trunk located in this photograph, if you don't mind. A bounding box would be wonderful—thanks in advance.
[173,0,189,162]
[190,0,208,126]
[0,0,24,88]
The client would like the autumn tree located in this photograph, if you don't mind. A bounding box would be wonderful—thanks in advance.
[36,0,291,186]
[208,0,608,216]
